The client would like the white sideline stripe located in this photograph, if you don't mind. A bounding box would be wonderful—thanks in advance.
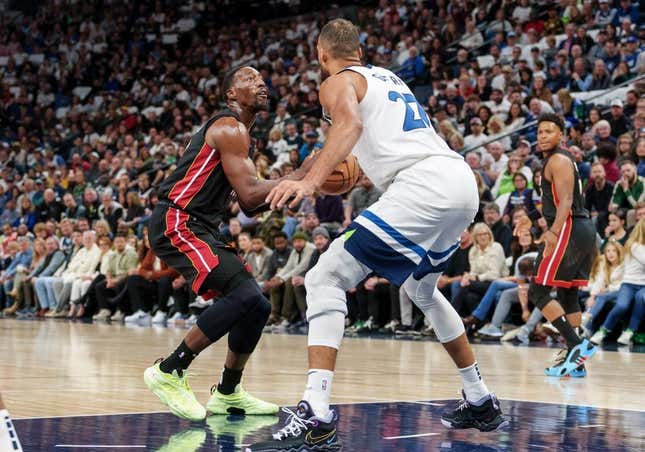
[383,432,440,440]
[408,401,445,406]
[576,424,605,428]
[55,446,146,449]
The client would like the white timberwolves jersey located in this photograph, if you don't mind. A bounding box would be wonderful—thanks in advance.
[335,65,460,190]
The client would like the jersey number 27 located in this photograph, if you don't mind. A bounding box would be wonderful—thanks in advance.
[388,91,431,131]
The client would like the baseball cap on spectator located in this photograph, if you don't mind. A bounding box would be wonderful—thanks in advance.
[312,227,330,240]
[292,231,308,242]
[507,31,516,38]
[625,36,638,44]
[305,131,319,139]
[90,152,100,159]
[518,139,531,148]
[611,99,623,108]
[470,117,483,126]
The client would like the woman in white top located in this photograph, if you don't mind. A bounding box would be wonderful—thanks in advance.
[591,219,645,345]
[451,222,508,316]
[582,240,625,333]
[266,127,290,163]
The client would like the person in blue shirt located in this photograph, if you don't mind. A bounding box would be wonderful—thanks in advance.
[0,237,33,308]
[12,197,36,231]
[636,138,645,177]
[298,131,323,163]
[397,46,426,85]
[612,0,639,26]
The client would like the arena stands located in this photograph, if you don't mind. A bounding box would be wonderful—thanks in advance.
[0,0,644,347]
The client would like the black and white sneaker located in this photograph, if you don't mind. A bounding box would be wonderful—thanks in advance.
[246,401,341,451]
[441,391,509,432]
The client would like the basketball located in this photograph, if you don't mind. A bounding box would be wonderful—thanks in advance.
[318,153,360,195]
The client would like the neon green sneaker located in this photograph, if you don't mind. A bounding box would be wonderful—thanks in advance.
[144,362,206,422]
[206,414,279,446]
[206,385,279,415]
[156,428,207,452]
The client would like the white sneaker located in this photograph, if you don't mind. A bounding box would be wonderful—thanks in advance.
[186,314,198,325]
[273,319,291,331]
[590,328,607,345]
[110,310,124,322]
[125,310,151,323]
[189,296,212,309]
[617,329,634,346]
[167,312,185,324]
[152,311,167,324]
[93,309,111,321]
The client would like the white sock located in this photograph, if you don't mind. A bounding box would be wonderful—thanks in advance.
[302,369,334,420]
[458,362,490,404]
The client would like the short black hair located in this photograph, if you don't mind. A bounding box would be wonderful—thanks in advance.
[221,66,249,101]
[272,231,288,240]
[537,113,565,132]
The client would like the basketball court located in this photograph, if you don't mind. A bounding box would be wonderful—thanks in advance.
[3,318,644,451]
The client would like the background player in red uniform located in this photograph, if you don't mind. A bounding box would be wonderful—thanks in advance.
[530,114,598,378]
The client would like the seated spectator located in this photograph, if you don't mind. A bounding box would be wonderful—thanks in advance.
[450,222,509,316]
[636,138,645,177]
[482,203,513,256]
[594,120,617,147]
[263,231,315,328]
[502,173,539,222]
[596,143,621,184]
[263,232,292,323]
[590,219,645,345]
[7,238,46,316]
[582,241,625,334]
[463,117,488,154]
[483,141,509,184]
[247,236,273,286]
[586,162,614,235]
[86,234,138,320]
[397,46,426,85]
[98,190,125,234]
[13,197,36,232]
[315,194,344,234]
[36,189,63,223]
[616,134,634,159]
[0,237,32,310]
[74,236,114,318]
[342,174,383,229]
[289,226,332,328]
[94,219,113,241]
[473,172,494,222]
[437,227,473,300]
[46,230,101,318]
[604,100,630,138]
[610,160,644,225]
[464,228,538,333]
[11,237,65,317]
[298,131,322,162]
[491,152,533,198]
[267,127,290,164]
[119,192,146,237]
[237,232,252,258]
[601,210,629,249]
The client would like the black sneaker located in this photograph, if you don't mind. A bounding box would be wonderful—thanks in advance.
[246,401,341,451]
[441,391,509,432]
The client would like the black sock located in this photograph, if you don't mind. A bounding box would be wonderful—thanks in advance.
[217,367,243,395]
[551,316,582,349]
[159,341,198,376]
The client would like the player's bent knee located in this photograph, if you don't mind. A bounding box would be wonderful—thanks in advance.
[530,281,552,310]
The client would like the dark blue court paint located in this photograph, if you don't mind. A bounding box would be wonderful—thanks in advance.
[14,400,645,451]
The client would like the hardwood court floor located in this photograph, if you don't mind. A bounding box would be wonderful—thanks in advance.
[1,318,643,420]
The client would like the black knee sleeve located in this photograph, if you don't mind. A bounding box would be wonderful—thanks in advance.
[530,281,553,310]
[196,277,269,353]
[557,287,581,314]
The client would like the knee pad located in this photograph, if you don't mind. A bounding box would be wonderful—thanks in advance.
[530,281,553,310]
[197,278,268,343]
[557,287,581,314]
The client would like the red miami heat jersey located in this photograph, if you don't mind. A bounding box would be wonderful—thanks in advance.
[157,110,243,228]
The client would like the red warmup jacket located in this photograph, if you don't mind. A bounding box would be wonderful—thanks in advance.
[136,248,178,281]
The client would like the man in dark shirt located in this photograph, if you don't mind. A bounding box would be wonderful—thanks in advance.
[585,162,614,233]
[437,226,473,300]
[603,99,630,138]
[262,232,292,324]
[36,189,64,223]
[314,194,344,233]
[483,203,512,256]
[342,174,383,228]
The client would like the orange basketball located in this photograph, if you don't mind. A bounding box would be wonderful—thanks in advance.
[320,154,360,195]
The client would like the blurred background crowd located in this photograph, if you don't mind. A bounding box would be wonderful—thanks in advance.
[0,0,644,347]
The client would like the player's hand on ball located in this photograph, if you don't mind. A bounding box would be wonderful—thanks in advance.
[267,179,315,210]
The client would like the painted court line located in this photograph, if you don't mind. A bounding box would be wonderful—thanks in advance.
[383,432,440,440]
[55,446,146,449]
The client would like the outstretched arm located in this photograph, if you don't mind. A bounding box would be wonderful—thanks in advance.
[266,71,365,209]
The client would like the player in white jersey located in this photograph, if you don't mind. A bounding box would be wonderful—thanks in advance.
[248,19,508,452]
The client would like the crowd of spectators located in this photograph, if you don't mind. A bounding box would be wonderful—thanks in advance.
[0,0,644,346]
